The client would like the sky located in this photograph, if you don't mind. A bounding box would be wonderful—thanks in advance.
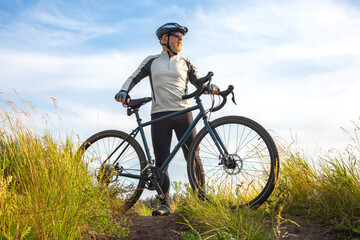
[1,0,360,189]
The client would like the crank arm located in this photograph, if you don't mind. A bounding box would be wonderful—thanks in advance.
[150,177,165,200]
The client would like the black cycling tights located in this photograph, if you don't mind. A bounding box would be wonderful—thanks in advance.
[151,111,196,206]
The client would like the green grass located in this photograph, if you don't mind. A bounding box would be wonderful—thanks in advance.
[278,142,360,230]
[132,201,155,216]
[177,191,271,239]
[0,96,128,239]
[175,122,360,239]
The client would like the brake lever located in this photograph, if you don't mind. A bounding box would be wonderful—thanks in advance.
[231,91,237,105]
[206,79,212,93]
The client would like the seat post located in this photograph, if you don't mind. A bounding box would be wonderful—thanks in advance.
[134,109,142,123]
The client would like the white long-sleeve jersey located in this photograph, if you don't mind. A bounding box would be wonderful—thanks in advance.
[120,51,201,114]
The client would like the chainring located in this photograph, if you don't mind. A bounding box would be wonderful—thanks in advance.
[143,166,164,190]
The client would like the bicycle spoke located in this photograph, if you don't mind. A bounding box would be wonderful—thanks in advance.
[79,130,145,210]
[188,116,278,208]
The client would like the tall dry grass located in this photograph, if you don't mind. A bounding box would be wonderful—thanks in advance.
[0,95,128,239]
[278,123,360,231]
[176,119,360,239]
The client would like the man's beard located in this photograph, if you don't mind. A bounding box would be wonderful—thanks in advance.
[171,42,182,53]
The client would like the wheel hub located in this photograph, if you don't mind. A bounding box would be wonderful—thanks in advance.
[98,163,119,185]
[221,154,243,175]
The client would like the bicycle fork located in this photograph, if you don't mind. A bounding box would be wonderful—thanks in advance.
[204,119,230,163]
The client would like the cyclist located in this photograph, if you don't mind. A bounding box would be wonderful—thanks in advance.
[115,22,219,216]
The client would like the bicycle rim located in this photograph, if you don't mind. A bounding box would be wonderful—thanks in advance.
[187,116,279,208]
[78,130,146,210]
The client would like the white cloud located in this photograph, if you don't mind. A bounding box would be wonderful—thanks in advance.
[0,0,123,48]
[0,49,148,93]
[187,0,360,55]
[183,0,360,154]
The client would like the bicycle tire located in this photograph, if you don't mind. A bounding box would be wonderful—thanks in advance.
[78,130,146,210]
[187,116,279,208]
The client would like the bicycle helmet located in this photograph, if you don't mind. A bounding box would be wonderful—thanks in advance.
[156,22,188,56]
[155,22,188,40]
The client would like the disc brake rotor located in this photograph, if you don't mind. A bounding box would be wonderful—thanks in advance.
[222,154,243,175]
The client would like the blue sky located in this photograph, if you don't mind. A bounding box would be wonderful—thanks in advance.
[1,0,360,186]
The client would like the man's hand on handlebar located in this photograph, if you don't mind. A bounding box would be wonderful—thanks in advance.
[205,84,220,95]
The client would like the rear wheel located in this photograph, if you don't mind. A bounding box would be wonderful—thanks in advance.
[187,116,279,208]
[78,130,146,210]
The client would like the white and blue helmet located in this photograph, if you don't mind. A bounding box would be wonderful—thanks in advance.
[156,22,188,40]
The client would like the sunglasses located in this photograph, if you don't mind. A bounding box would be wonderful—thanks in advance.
[169,32,184,38]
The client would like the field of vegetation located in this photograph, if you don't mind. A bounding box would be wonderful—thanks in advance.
[0,97,129,239]
[1,96,360,239]
[172,133,360,239]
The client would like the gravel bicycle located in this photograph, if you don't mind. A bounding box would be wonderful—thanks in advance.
[78,72,279,210]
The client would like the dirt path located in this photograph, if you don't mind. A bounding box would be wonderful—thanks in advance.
[112,214,354,240]
[121,215,187,240]
[281,216,353,240]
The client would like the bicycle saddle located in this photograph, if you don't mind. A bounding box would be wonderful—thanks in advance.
[127,97,152,110]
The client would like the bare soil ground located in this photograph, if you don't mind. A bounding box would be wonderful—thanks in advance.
[120,215,186,240]
[280,216,352,240]
[110,214,356,240]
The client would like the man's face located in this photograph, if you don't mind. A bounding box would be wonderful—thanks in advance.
[162,31,183,53]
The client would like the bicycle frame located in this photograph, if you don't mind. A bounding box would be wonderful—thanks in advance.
[116,96,230,180]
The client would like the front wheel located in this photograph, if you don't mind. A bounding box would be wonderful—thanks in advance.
[187,116,279,208]
[78,130,146,210]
